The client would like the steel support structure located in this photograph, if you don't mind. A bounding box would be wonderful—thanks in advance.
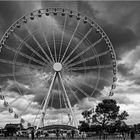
[37,70,77,129]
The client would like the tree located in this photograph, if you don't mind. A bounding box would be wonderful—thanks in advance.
[115,111,129,133]
[79,108,94,132]
[118,111,129,121]
[79,99,129,134]
[81,109,93,124]
[79,120,89,132]
[93,99,120,128]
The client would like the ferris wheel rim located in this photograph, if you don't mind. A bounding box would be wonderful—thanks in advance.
[0,7,117,127]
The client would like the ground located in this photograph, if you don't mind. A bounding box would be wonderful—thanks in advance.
[0,134,140,139]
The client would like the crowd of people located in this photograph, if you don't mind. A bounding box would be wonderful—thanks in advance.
[28,129,78,139]
[1,126,138,140]
[27,129,137,140]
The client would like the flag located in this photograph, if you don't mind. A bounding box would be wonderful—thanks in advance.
[27,123,31,127]
[0,94,4,100]
[14,113,18,119]
[109,91,114,96]
[20,118,25,123]
[9,108,13,113]
[3,101,8,107]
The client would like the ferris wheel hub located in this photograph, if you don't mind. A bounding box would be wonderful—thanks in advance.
[53,62,62,71]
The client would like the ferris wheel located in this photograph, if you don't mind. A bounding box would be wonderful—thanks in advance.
[0,8,117,128]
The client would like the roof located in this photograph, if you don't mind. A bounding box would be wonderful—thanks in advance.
[40,125,77,130]
[4,123,23,129]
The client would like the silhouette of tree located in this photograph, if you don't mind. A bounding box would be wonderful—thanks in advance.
[79,99,129,134]
[118,111,129,121]
[79,120,89,132]
[81,109,94,124]
[93,99,120,128]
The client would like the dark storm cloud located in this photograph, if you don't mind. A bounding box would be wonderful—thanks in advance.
[0,1,22,33]
[87,1,140,57]
[8,84,34,96]
[33,91,46,105]
[90,1,140,30]
[100,94,134,105]
[102,24,138,55]
[134,79,140,86]
[0,1,140,54]
[42,0,140,83]
[85,1,140,92]
[117,64,131,77]
[0,1,140,110]
[4,80,34,96]
[41,1,140,79]
[1,1,140,125]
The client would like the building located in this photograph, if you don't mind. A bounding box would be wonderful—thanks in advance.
[4,123,23,136]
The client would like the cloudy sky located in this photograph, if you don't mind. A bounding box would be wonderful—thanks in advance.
[0,1,140,127]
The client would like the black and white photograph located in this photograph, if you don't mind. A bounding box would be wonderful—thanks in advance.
[0,0,140,139]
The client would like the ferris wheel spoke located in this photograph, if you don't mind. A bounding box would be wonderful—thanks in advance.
[7,95,23,106]
[69,74,101,97]
[69,81,90,98]
[0,59,44,70]
[64,38,103,66]
[6,96,33,118]
[25,25,53,64]
[0,108,6,113]
[58,78,62,110]
[70,72,110,85]
[0,71,34,78]
[65,50,110,68]
[65,64,113,71]
[50,81,55,108]
[14,33,52,67]
[75,77,94,89]
[32,109,40,126]
[58,80,63,124]
[62,89,68,111]
[52,29,57,62]
[37,72,56,129]
[36,17,55,63]
[33,90,48,126]
[58,72,78,127]
[24,60,35,89]
[62,28,93,64]
[58,14,68,62]
[4,44,46,67]
[60,20,80,63]
[65,81,81,104]
[32,106,43,126]
[59,79,69,112]
[19,99,34,117]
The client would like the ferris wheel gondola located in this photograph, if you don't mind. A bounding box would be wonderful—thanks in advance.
[0,8,117,128]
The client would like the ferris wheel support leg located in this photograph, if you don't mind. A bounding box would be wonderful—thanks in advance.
[37,72,56,129]
[58,72,78,128]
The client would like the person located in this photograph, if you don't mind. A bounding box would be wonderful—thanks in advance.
[56,129,60,139]
[127,130,130,136]
[71,129,75,138]
[31,129,34,140]
[67,130,71,138]
[130,130,135,140]
[35,131,39,138]
[122,132,126,140]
